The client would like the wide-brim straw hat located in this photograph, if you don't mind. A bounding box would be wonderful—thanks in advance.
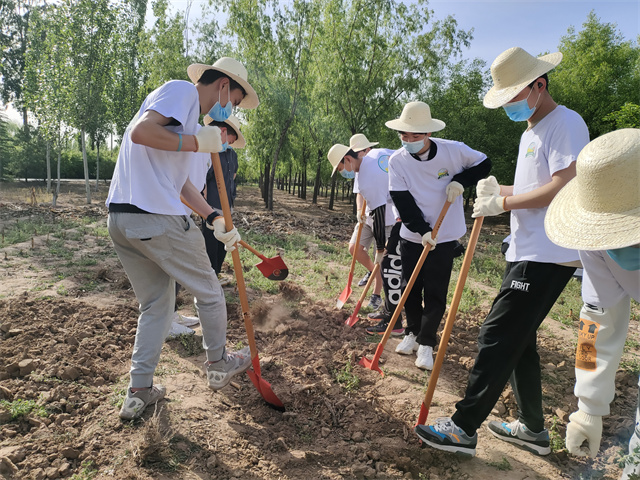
[350,133,378,152]
[484,47,562,109]
[385,101,445,133]
[545,128,640,250]
[203,114,246,149]
[327,144,350,177]
[187,57,259,109]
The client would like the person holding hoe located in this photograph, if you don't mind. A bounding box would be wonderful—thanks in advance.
[106,57,259,420]
[545,128,640,479]
[385,101,490,370]
[415,46,589,456]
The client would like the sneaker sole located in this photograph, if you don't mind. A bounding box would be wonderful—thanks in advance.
[395,345,419,355]
[415,430,476,456]
[366,330,404,337]
[415,360,433,370]
[487,427,551,456]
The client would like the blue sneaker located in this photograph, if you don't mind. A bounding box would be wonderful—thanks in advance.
[415,417,477,456]
[487,419,551,456]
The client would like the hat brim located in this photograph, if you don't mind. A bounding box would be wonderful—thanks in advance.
[187,64,259,110]
[483,52,562,109]
[203,114,246,149]
[385,118,445,133]
[545,179,640,250]
[352,141,378,152]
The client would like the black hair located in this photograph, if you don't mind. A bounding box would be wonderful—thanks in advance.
[198,69,247,97]
[528,73,549,90]
[205,119,238,139]
[345,149,358,160]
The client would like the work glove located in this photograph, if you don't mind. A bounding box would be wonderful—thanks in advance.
[472,194,507,218]
[445,181,464,203]
[207,217,241,252]
[421,231,437,251]
[374,250,385,265]
[357,210,367,225]
[566,410,603,458]
[195,125,223,153]
[476,175,501,197]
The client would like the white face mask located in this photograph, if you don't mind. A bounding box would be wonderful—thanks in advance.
[402,139,425,154]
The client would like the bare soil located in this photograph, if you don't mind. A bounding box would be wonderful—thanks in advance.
[0,181,638,480]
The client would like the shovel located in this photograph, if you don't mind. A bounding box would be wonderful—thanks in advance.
[336,201,367,309]
[239,240,289,281]
[345,262,380,327]
[359,201,451,376]
[416,215,483,427]
[210,152,284,410]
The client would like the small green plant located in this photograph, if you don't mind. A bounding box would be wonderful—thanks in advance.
[179,333,204,356]
[487,457,512,471]
[548,415,565,452]
[110,387,127,409]
[69,460,98,480]
[333,360,360,392]
[0,399,48,421]
[620,357,640,375]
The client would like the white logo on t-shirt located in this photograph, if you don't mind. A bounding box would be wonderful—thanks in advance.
[525,142,536,158]
[378,155,389,173]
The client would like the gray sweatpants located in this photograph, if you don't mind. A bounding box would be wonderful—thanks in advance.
[108,212,227,388]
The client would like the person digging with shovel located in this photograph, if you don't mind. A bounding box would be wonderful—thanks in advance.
[106,57,259,421]
[545,128,640,480]
[386,101,491,371]
[415,46,589,457]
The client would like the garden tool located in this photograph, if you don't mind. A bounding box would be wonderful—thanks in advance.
[336,201,367,309]
[239,240,288,280]
[345,262,380,327]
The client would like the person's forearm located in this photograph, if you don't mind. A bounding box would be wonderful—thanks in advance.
[181,179,217,220]
[356,193,364,210]
[131,121,199,152]
[502,163,576,211]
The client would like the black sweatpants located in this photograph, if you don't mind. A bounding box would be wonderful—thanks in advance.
[380,222,403,320]
[400,238,456,347]
[201,224,227,274]
[452,260,576,436]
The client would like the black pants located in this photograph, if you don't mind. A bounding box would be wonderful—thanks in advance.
[380,222,403,320]
[400,238,456,347]
[452,260,576,436]
[201,224,226,274]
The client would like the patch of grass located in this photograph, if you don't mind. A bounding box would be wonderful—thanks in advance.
[549,415,565,453]
[487,457,512,471]
[179,333,204,357]
[333,360,360,392]
[625,337,640,352]
[57,285,68,296]
[619,357,640,375]
[69,460,98,480]
[0,398,48,421]
[110,386,128,409]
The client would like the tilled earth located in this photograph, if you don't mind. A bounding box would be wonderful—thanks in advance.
[0,184,638,480]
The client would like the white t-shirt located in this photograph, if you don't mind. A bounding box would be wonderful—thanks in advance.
[183,130,211,215]
[580,250,640,308]
[506,106,589,263]
[388,139,486,243]
[106,80,201,215]
[352,148,396,226]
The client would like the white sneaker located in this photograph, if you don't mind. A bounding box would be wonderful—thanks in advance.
[165,322,195,340]
[415,345,434,370]
[173,311,199,327]
[395,332,418,355]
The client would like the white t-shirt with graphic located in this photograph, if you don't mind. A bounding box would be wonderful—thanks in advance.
[106,80,201,215]
[388,139,486,243]
[506,106,589,263]
[352,148,397,226]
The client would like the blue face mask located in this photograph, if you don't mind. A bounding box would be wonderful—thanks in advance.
[607,246,640,271]
[340,169,355,179]
[503,87,539,122]
[208,88,233,122]
[220,141,229,152]
[402,139,425,154]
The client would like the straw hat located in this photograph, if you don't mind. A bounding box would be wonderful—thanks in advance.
[350,133,378,152]
[203,114,246,149]
[385,102,445,133]
[187,57,259,109]
[327,144,350,176]
[545,128,640,250]
[483,47,562,109]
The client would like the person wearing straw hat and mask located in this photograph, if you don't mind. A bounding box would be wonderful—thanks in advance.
[106,57,259,421]
[385,101,491,370]
[545,128,640,479]
[415,47,589,456]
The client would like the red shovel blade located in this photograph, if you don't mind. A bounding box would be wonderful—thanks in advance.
[416,402,430,427]
[345,298,364,327]
[336,278,353,309]
[255,255,289,281]
[246,356,285,410]
[358,355,384,376]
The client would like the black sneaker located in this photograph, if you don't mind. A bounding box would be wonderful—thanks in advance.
[366,294,382,310]
[367,310,389,321]
[366,318,403,336]
[358,271,372,287]
[487,420,551,456]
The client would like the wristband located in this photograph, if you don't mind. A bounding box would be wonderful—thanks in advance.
[177,133,183,152]
[206,212,217,226]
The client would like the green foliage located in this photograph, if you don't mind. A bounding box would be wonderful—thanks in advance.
[69,460,98,480]
[487,457,512,471]
[604,103,640,129]
[0,398,48,421]
[333,360,360,392]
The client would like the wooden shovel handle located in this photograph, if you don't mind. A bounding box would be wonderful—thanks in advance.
[349,201,367,276]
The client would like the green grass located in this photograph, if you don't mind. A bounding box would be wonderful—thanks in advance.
[0,398,48,421]
[333,360,360,392]
[69,460,98,480]
[0,216,95,247]
[487,457,512,471]
[549,415,565,453]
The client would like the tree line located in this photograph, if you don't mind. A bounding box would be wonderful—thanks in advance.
[1,0,638,209]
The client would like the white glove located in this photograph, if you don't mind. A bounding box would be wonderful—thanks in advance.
[472,194,507,218]
[566,410,603,458]
[476,175,501,197]
[421,231,437,251]
[357,211,367,224]
[445,181,464,203]
[210,217,240,252]
[374,250,384,265]
[195,125,223,153]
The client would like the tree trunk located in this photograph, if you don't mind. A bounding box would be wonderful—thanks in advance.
[81,127,91,204]
[46,142,51,193]
[53,150,61,207]
[312,149,322,204]
[328,175,337,210]
[288,165,292,194]
[301,171,307,200]
[263,162,270,206]
[96,141,100,191]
